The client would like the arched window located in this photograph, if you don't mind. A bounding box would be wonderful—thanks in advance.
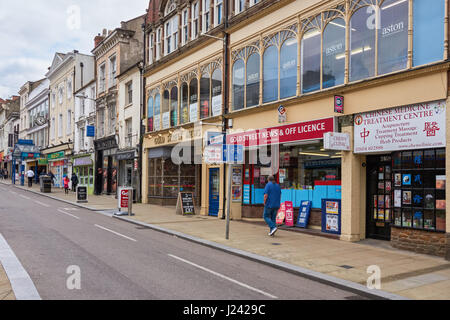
[170,86,178,127]
[200,72,211,119]
[189,79,198,122]
[263,46,278,103]
[147,96,154,132]
[232,59,245,110]
[323,18,346,89]
[246,53,260,107]
[378,0,408,75]
[413,0,445,66]
[162,90,170,129]
[180,83,189,124]
[154,93,161,131]
[211,68,222,116]
[165,0,177,16]
[350,7,375,82]
[302,28,321,93]
[280,37,298,99]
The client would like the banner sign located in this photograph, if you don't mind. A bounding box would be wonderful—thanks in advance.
[227,117,335,147]
[354,101,446,153]
[296,201,312,228]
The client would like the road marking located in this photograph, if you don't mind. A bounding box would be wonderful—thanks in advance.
[57,209,80,220]
[34,200,50,208]
[19,194,31,200]
[168,254,278,299]
[10,191,17,195]
[94,224,137,242]
[0,233,41,300]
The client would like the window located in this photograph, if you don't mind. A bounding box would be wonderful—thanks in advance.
[192,2,200,40]
[147,96,154,132]
[80,127,85,150]
[125,118,132,147]
[413,0,445,66]
[81,95,86,116]
[154,93,161,131]
[200,73,211,119]
[98,109,105,137]
[180,83,189,124]
[99,64,106,92]
[67,110,71,135]
[246,54,260,107]
[211,68,222,116]
[250,0,259,6]
[52,92,56,108]
[109,55,117,87]
[263,46,278,103]
[189,79,199,122]
[165,16,179,55]
[58,114,63,137]
[162,90,170,129]
[126,81,133,105]
[280,37,298,99]
[58,85,64,104]
[350,7,376,82]
[51,117,55,140]
[232,59,245,110]
[302,28,321,93]
[67,78,72,99]
[149,33,155,64]
[203,0,211,33]
[182,9,189,45]
[378,0,408,75]
[323,18,346,89]
[235,0,244,14]
[165,0,176,16]
[170,86,178,127]
[156,28,162,60]
[214,0,223,26]
[109,104,116,134]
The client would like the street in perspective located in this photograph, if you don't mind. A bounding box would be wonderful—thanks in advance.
[1,0,450,312]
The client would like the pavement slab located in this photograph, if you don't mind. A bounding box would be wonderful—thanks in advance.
[0,263,15,300]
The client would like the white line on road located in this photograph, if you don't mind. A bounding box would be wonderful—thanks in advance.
[57,209,80,220]
[168,254,278,299]
[94,224,137,242]
[10,191,17,195]
[19,194,31,200]
[0,233,41,300]
[34,200,50,208]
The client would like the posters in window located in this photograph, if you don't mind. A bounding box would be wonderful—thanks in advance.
[190,103,198,123]
[394,174,402,186]
[394,190,402,208]
[436,175,446,190]
[162,112,170,129]
[403,191,412,205]
[154,115,161,131]
[212,95,222,117]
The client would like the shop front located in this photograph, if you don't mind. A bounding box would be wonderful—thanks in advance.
[227,117,340,228]
[94,136,118,195]
[354,100,447,256]
[48,151,69,188]
[72,154,94,195]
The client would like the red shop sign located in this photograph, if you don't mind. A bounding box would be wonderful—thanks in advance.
[226,117,335,147]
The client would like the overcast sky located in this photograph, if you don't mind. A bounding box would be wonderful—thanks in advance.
[0,0,148,98]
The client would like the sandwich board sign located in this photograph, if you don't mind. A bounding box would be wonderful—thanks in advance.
[176,192,196,215]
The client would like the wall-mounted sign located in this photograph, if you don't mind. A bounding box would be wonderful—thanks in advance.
[334,95,344,113]
[324,132,350,151]
[278,105,287,123]
[86,126,95,137]
[48,151,65,160]
[354,101,446,153]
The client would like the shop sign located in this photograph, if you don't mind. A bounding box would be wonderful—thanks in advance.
[227,117,335,147]
[116,151,135,161]
[334,95,344,113]
[86,126,95,137]
[47,151,65,160]
[324,132,350,151]
[50,160,66,167]
[38,158,48,165]
[73,156,92,167]
[278,105,287,124]
[354,101,446,153]
[204,145,223,164]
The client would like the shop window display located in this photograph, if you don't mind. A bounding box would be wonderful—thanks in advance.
[170,86,178,127]
[180,83,189,124]
[147,96,154,132]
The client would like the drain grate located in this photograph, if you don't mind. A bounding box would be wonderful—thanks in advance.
[272,243,282,246]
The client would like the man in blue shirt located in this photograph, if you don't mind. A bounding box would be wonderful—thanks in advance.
[264,175,281,237]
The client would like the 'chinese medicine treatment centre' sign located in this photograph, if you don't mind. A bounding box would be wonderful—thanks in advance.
[354,101,446,153]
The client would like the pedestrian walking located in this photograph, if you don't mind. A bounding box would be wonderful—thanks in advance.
[26,169,35,187]
[63,175,70,194]
[71,172,79,192]
[263,175,282,237]
[49,171,55,186]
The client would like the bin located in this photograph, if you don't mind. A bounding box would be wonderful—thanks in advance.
[40,175,52,193]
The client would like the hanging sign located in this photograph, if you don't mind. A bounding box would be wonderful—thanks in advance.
[354,100,446,153]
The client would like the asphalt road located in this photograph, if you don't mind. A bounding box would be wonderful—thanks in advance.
[0,184,366,300]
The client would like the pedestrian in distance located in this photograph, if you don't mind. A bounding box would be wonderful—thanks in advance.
[63,175,70,194]
[26,169,35,187]
[263,175,282,237]
[49,171,56,186]
[71,172,79,192]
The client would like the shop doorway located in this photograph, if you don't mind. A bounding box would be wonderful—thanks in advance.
[209,168,220,217]
[366,155,392,240]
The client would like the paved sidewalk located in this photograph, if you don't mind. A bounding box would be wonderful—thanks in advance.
[3,180,450,300]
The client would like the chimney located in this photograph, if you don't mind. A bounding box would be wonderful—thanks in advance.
[94,33,105,48]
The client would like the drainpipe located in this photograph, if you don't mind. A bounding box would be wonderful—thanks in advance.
[221,0,230,219]
[138,21,147,203]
